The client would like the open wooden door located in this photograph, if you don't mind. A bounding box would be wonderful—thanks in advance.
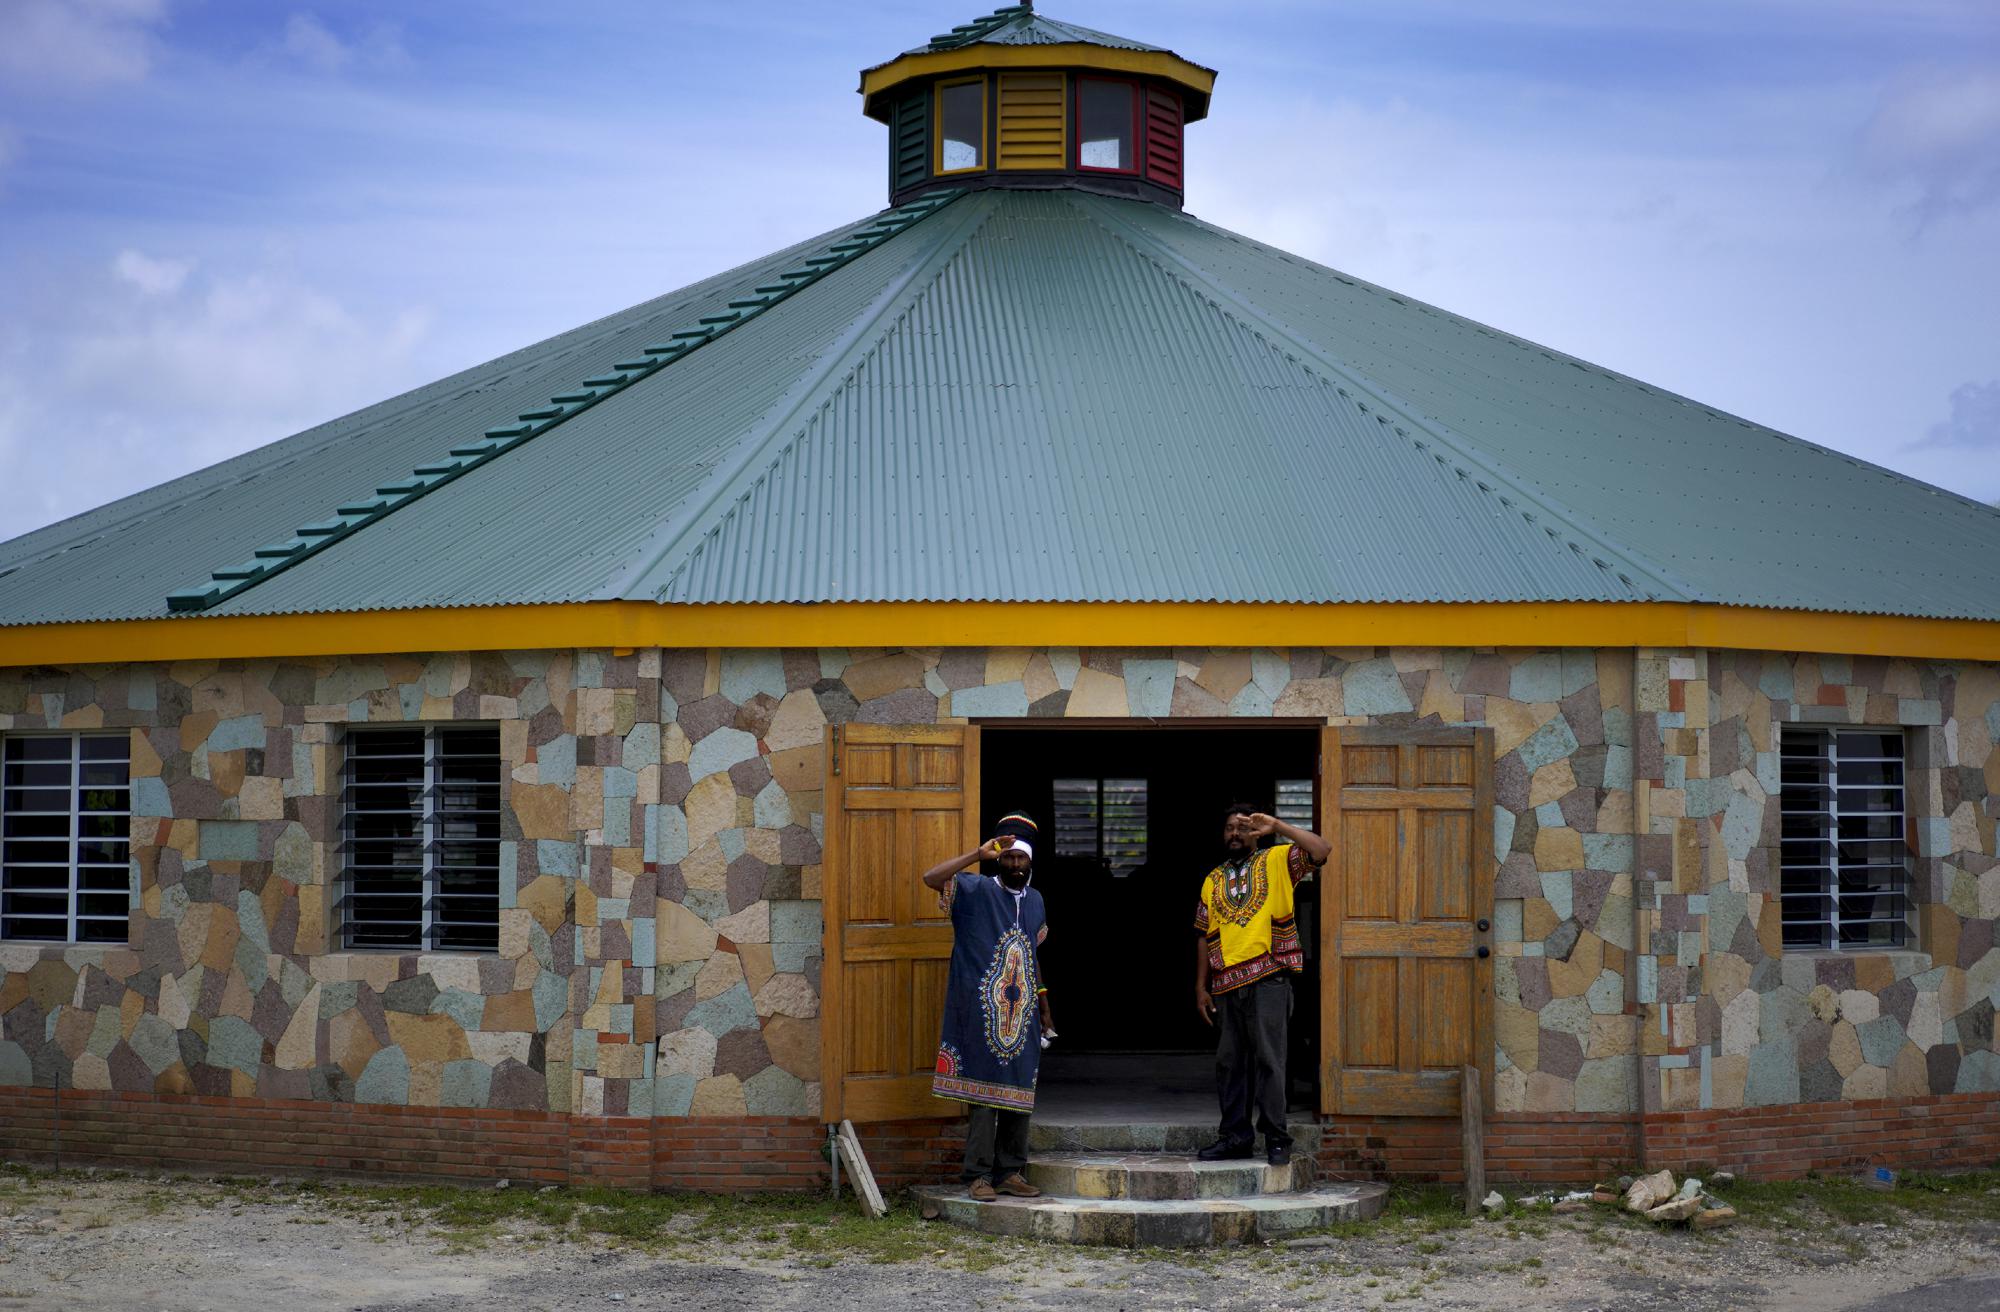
[820,724,980,1123]
[1319,726,1494,1117]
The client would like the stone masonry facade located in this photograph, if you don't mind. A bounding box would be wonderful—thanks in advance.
[1,646,1995,1154]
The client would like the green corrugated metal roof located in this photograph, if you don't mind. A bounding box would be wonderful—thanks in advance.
[2,187,1997,626]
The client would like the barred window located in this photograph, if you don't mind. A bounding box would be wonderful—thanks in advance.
[1051,777,1148,876]
[1779,728,1909,951]
[1,733,132,943]
[340,725,500,952]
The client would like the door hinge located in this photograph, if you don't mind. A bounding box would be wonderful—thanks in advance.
[830,724,841,778]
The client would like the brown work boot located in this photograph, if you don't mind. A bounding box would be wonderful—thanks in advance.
[996,1173,1042,1198]
[966,1178,998,1202]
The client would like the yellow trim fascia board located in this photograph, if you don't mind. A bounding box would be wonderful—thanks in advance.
[864,46,1216,116]
[4,602,1999,666]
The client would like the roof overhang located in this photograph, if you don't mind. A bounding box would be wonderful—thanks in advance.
[861,44,1216,122]
[4,601,1998,666]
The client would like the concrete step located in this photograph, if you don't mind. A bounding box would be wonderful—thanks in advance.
[1026,1151,1315,1200]
[912,1181,1388,1248]
[1029,1118,1323,1156]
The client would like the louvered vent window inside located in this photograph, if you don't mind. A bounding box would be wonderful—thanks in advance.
[1,733,131,943]
[1274,779,1315,830]
[1051,777,1148,876]
[1779,728,1910,951]
[342,725,501,952]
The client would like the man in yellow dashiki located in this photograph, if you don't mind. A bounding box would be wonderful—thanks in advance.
[921,812,1049,1202]
[1193,803,1330,1166]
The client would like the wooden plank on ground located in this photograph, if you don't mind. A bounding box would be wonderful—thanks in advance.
[1462,1065,1486,1217]
[838,1119,887,1219]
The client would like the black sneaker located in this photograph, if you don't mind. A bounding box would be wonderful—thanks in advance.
[1267,1143,1292,1167]
[1197,1138,1254,1162]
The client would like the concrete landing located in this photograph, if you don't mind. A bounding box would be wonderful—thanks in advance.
[912,1181,1387,1247]
[1026,1151,1315,1200]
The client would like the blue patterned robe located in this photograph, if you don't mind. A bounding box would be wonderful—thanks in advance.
[932,872,1046,1111]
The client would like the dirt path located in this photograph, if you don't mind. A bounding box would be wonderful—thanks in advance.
[3,1169,1998,1311]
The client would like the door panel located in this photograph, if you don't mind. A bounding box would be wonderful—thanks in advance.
[1320,725,1493,1117]
[822,724,980,1123]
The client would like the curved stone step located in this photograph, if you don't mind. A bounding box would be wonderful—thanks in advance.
[912,1182,1387,1248]
[1026,1151,1315,1200]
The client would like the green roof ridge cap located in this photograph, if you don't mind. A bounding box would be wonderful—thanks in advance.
[164,189,968,614]
[1072,194,1700,605]
[927,4,1033,51]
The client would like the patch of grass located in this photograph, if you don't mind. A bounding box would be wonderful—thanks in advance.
[1724,1168,2000,1232]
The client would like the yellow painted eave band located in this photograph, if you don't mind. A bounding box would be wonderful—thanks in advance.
[3,602,1998,666]
[862,46,1217,115]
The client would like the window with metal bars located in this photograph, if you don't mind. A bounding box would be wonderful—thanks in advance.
[0,733,131,943]
[1779,727,1910,951]
[340,725,501,952]
[1051,777,1148,876]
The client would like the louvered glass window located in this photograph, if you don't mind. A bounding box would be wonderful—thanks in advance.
[1,733,131,943]
[1050,777,1148,876]
[341,725,501,952]
[1274,778,1315,830]
[1779,728,1909,951]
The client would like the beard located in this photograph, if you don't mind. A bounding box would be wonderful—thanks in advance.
[999,869,1030,890]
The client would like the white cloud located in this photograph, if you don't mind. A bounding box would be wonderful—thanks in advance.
[0,0,168,90]
[280,11,410,75]
[1912,379,2000,451]
[0,255,434,537]
[111,248,192,296]
[1855,67,2000,227]
[282,13,350,72]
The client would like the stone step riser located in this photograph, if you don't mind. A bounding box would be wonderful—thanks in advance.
[915,1184,1387,1248]
[1026,1154,1315,1200]
[1029,1121,1323,1155]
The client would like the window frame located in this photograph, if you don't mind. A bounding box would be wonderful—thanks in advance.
[338,722,502,954]
[1777,725,1912,953]
[0,730,133,945]
[933,75,989,177]
[1074,75,1143,176]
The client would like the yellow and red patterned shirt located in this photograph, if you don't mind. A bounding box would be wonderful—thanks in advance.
[1194,842,1316,993]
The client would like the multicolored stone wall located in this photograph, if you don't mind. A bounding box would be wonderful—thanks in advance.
[1633,652,2000,1113]
[3,644,1995,1131]
[0,651,692,1121]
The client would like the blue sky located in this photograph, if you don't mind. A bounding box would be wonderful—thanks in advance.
[2,0,1997,538]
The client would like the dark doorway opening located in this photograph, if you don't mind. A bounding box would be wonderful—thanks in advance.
[978,722,1321,1121]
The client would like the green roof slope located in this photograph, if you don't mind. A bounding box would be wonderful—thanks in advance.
[2,188,1996,627]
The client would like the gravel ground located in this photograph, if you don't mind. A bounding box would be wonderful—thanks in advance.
[3,1169,1999,1311]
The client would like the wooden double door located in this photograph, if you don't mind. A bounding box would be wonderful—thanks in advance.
[819,723,1493,1123]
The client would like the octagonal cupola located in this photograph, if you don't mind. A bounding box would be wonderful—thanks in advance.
[860,2,1215,208]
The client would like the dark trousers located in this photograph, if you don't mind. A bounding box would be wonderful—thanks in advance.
[961,1103,1032,1183]
[1215,974,1291,1150]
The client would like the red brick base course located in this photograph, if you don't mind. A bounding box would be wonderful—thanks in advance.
[4,1087,1996,1192]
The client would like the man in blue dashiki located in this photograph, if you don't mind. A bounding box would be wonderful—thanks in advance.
[922,811,1050,1202]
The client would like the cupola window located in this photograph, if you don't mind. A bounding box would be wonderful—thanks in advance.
[937,77,987,174]
[1077,78,1138,172]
